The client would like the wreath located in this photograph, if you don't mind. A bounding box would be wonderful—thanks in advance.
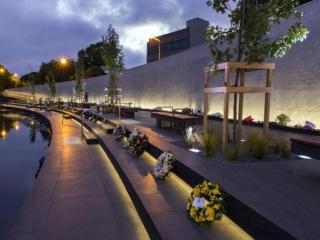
[126,128,149,157]
[152,151,175,180]
[187,180,225,223]
[113,125,129,141]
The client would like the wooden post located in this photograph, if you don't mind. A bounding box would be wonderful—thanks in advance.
[223,68,231,149]
[203,70,209,133]
[237,69,245,143]
[264,69,272,137]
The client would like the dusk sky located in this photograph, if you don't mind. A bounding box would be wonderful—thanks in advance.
[0,0,228,75]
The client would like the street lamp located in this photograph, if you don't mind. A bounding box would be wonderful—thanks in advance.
[149,37,161,60]
[0,67,5,74]
[59,57,67,65]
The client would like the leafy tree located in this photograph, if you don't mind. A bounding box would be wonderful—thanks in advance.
[206,0,309,63]
[74,58,85,102]
[101,25,124,104]
[78,42,105,69]
[45,71,56,99]
[0,65,24,91]
[84,66,104,78]
[206,0,309,142]
[39,59,76,84]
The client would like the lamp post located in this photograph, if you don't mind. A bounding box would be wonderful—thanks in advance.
[149,37,161,60]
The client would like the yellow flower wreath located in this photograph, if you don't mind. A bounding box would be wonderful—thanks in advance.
[186,180,225,223]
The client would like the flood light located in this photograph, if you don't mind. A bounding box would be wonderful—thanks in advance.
[297,155,312,160]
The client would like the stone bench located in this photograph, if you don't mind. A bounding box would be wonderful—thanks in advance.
[151,111,202,132]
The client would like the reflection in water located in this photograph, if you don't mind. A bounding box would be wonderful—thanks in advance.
[0,110,50,239]
[0,115,14,138]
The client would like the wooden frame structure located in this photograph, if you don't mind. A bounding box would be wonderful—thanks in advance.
[203,62,275,149]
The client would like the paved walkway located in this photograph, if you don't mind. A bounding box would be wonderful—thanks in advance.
[98,111,320,240]
[7,110,148,240]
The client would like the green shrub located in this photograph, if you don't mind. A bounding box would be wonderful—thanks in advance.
[201,130,219,157]
[247,131,269,159]
[224,145,240,161]
[275,114,291,126]
[247,130,260,152]
[273,138,291,159]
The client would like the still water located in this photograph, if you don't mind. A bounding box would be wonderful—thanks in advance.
[0,110,50,239]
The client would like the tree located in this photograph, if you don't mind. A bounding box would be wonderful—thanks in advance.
[206,0,309,142]
[74,58,85,102]
[0,65,13,92]
[39,59,76,84]
[101,24,124,104]
[45,71,56,100]
[78,42,105,69]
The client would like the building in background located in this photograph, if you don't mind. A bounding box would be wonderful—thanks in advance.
[146,18,209,63]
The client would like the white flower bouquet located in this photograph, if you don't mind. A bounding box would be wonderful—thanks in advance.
[153,151,176,180]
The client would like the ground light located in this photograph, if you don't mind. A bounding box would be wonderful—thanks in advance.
[297,155,312,160]
[189,148,201,153]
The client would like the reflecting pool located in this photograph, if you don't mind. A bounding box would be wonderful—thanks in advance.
[0,110,50,238]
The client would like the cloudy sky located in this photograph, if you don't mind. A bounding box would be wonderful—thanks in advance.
[0,0,228,75]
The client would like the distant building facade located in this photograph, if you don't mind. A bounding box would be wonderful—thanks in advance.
[146,18,209,63]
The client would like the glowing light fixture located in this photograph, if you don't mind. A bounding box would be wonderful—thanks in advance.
[59,57,67,65]
[0,67,5,74]
[0,130,6,137]
[297,155,312,160]
[189,148,201,153]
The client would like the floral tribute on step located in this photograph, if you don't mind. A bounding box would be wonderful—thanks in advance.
[113,125,129,141]
[126,128,149,157]
[152,151,176,180]
[187,180,225,223]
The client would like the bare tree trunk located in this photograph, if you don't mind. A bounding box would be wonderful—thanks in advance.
[232,0,247,143]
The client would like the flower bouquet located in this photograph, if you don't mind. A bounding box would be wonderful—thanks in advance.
[243,115,254,124]
[303,121,316,130]
[187,180,225,223]
[113,125,129,141]
[126,129,149,157]
[153,151,175,180]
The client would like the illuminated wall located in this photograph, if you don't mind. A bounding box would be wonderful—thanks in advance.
[6,1,320,127]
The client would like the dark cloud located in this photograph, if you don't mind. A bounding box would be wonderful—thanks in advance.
[0,0,227,75]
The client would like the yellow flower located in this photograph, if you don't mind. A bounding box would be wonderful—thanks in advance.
[193,186,201,197]
[212,188,220,195]
[190,208,197,217]
[206,207,215,221]
[213,204,220,210]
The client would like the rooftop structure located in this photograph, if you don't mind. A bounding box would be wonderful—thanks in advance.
[146,18,209,63]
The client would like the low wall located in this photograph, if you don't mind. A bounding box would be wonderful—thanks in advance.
[6,0,320,127]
